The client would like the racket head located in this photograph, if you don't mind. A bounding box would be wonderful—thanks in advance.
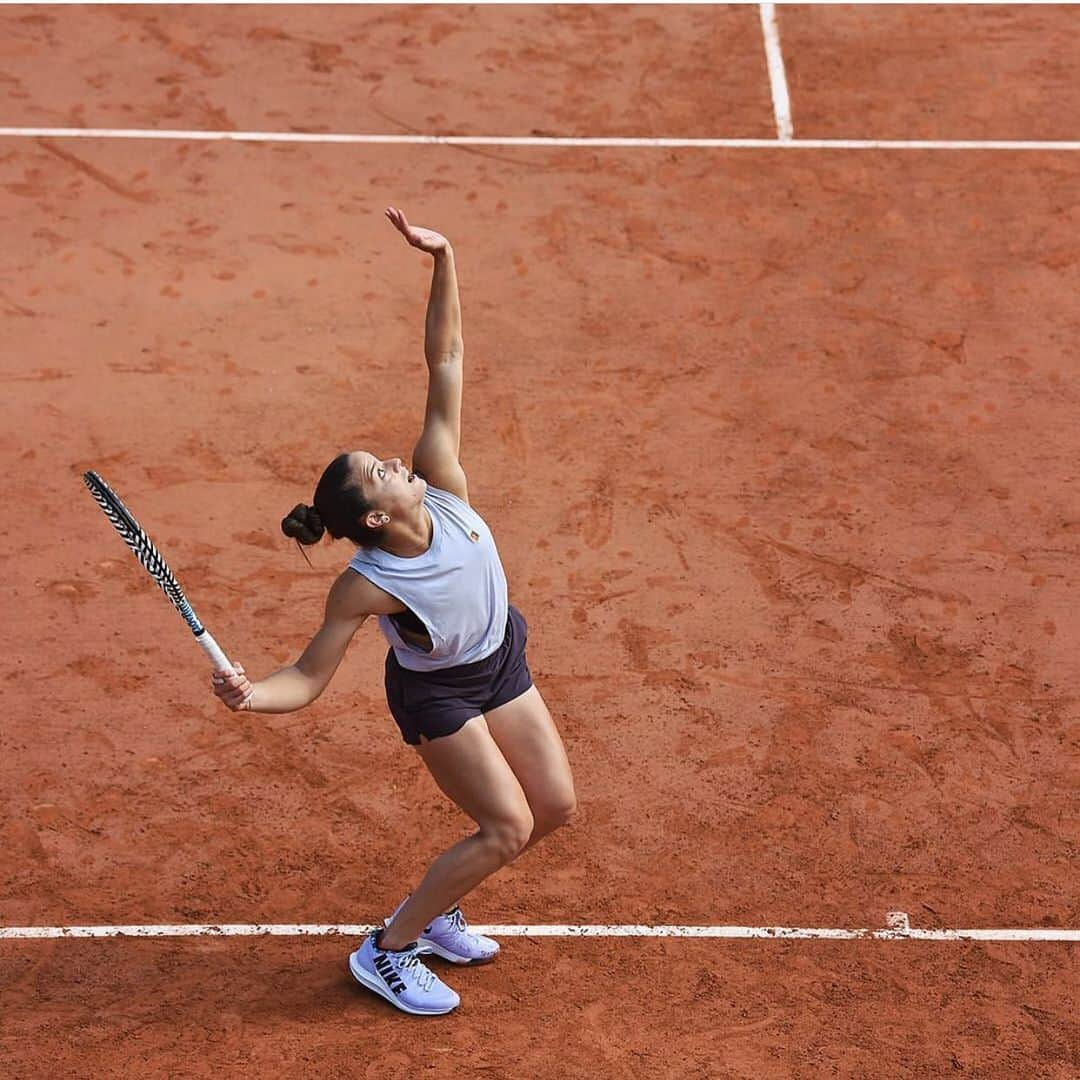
[82,470,204,635]
[84,469,141,539]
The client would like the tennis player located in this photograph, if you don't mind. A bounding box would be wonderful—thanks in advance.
[211,207,576,1016]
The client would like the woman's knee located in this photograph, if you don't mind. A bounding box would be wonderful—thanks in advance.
[534,789,577,835]
[480,809,535,861]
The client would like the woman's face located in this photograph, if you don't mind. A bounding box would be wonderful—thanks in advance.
[349,450,426,517]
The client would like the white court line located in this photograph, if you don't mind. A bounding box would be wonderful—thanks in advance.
[1,128,1079,150]
[2,924,1077,942]
[759,3,794,141]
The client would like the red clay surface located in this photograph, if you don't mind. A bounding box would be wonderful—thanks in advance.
[0,5,773,138]
[2,939,1077,1078]
[783,4,1080,141]
[1,5,1078,1078]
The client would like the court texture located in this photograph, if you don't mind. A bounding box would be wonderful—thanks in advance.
[0,4,1077,1077]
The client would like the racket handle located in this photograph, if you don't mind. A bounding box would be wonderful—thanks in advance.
[196,629,234,674]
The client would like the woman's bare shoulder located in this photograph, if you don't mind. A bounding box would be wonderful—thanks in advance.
[329,568,407,618]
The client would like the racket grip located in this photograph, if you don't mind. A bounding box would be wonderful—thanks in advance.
[196,629,234,674]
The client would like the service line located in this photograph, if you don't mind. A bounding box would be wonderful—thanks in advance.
[1,128,1080,150]
[759,3,794,140]
[1,923,1077,942]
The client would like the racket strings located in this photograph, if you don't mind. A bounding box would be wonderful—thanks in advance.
[83,471,203,634]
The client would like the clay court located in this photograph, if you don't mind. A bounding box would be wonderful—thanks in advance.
[1,4,1077,1076]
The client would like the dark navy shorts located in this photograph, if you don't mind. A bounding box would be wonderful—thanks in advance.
[384,604,534,746]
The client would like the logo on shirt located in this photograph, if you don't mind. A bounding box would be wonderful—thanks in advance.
[469,530,480,543]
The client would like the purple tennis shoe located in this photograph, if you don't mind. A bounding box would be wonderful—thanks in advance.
[349,929,460,1016]
[386,897,500,966]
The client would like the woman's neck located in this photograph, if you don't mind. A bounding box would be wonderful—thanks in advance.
[379,506,434,558]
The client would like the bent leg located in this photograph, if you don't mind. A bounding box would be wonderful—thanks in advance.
[484,684,576,852]
[379,714,534,950]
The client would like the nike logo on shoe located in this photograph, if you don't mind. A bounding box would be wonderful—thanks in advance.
[373,952,407,995]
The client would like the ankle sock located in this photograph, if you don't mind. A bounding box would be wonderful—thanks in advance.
[374,928,417,953]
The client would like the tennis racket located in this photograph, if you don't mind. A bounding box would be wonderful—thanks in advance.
[83,470,235,674]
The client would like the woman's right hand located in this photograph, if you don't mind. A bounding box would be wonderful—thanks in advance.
[212,665,254,711]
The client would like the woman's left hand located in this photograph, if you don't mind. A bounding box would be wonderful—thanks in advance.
[385,206,451,255]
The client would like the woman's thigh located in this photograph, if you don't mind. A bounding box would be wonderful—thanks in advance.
[482,685,576,818]
[415,714,533,831]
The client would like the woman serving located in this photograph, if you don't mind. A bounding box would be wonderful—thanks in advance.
[212,208,576,1017]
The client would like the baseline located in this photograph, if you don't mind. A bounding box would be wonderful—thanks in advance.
[2,918,1077,943]
[1,128,1080,150]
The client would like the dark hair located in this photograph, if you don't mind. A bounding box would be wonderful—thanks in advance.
[281,452,382,548]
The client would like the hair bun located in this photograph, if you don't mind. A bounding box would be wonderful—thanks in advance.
[281,503,325,545]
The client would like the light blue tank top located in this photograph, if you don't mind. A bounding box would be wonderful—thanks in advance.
[347,484,509,672]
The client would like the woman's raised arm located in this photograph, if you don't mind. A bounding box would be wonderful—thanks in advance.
[385,207,467,495]
[385,206,463,364]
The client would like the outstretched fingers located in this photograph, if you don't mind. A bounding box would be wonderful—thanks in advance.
[385,206,450,254]
[385,206,411,237]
